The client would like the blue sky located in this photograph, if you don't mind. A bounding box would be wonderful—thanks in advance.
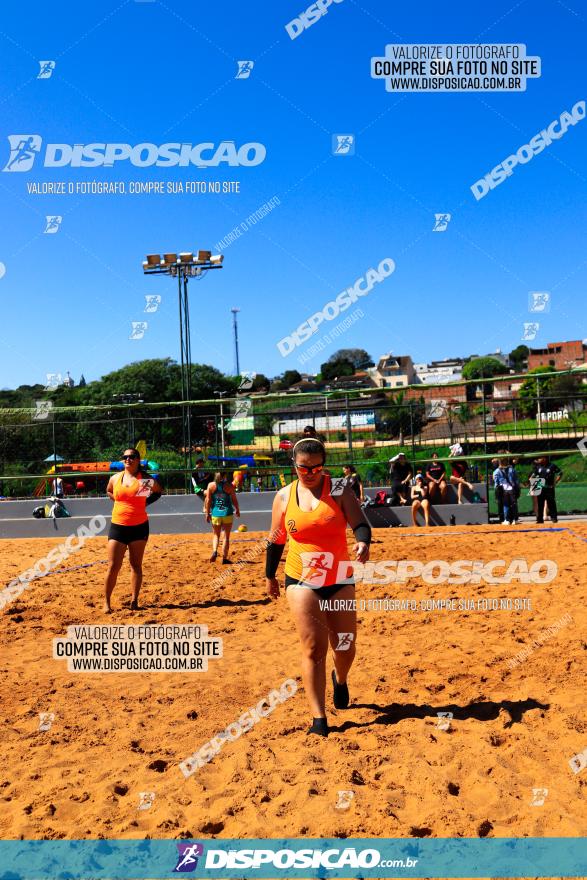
[0,0,585,389]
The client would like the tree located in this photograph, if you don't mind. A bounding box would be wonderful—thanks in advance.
[282,370,302,389]
[255,414,276,451]
[78,374,87,387]
[379,392,425,440]
[463,356,509,400]
[462,357,508,381]
[327,348,374,369]
[518,367,557,417]
[454,403,473,441]
[270,370,301,392]
[252,373,270,392]
[321,359,354,381]
[509,345,529,373]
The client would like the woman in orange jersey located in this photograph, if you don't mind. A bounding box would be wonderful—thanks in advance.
[103,448,163,613]
[265,439,371,737]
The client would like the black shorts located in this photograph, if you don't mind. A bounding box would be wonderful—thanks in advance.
[108,520,149,544]
[285,574,353,600]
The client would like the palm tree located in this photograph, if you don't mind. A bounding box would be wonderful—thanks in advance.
[455,403,473,442]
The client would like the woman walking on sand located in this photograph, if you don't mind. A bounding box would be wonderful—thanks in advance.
[204,471,240,563]
[104,448,163,613]
[264,438,371,737]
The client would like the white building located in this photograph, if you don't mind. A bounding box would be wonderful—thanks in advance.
[413,358,464,385]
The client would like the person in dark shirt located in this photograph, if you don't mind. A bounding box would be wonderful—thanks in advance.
[530,456,562,524]
[449,459,473,504]
[343,464,364,502]
[192,458,213,501]
[389,453,412,505]
[426,452,447,503]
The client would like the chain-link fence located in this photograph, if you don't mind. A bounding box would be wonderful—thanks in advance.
[1,372,586,512]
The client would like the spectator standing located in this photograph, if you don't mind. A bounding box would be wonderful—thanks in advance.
[530,456,562,524]
[492,458,520,525]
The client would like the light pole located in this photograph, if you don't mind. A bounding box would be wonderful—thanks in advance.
[142,250,223,486]
[231,308,241,376]
[536,373,542,438]
[214,391,228,459]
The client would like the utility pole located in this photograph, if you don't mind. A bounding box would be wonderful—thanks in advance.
[231,308,241,376]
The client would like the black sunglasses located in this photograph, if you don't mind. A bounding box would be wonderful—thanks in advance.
[122,454,139,461]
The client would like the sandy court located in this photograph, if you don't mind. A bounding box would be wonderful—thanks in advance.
[1,523,586,847]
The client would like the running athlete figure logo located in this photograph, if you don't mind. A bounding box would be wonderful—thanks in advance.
[332,134,355,155]
[44,215,62,234]
[236,61,254,79]
[433,213,451,232]
[522,322,539,341]
[37,60,56,79]
[529,291,550,312]
[174,843,204,872]
[300,551,334,586]
[3,135,42,172]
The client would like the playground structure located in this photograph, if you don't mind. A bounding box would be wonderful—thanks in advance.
[33,460,160,498]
